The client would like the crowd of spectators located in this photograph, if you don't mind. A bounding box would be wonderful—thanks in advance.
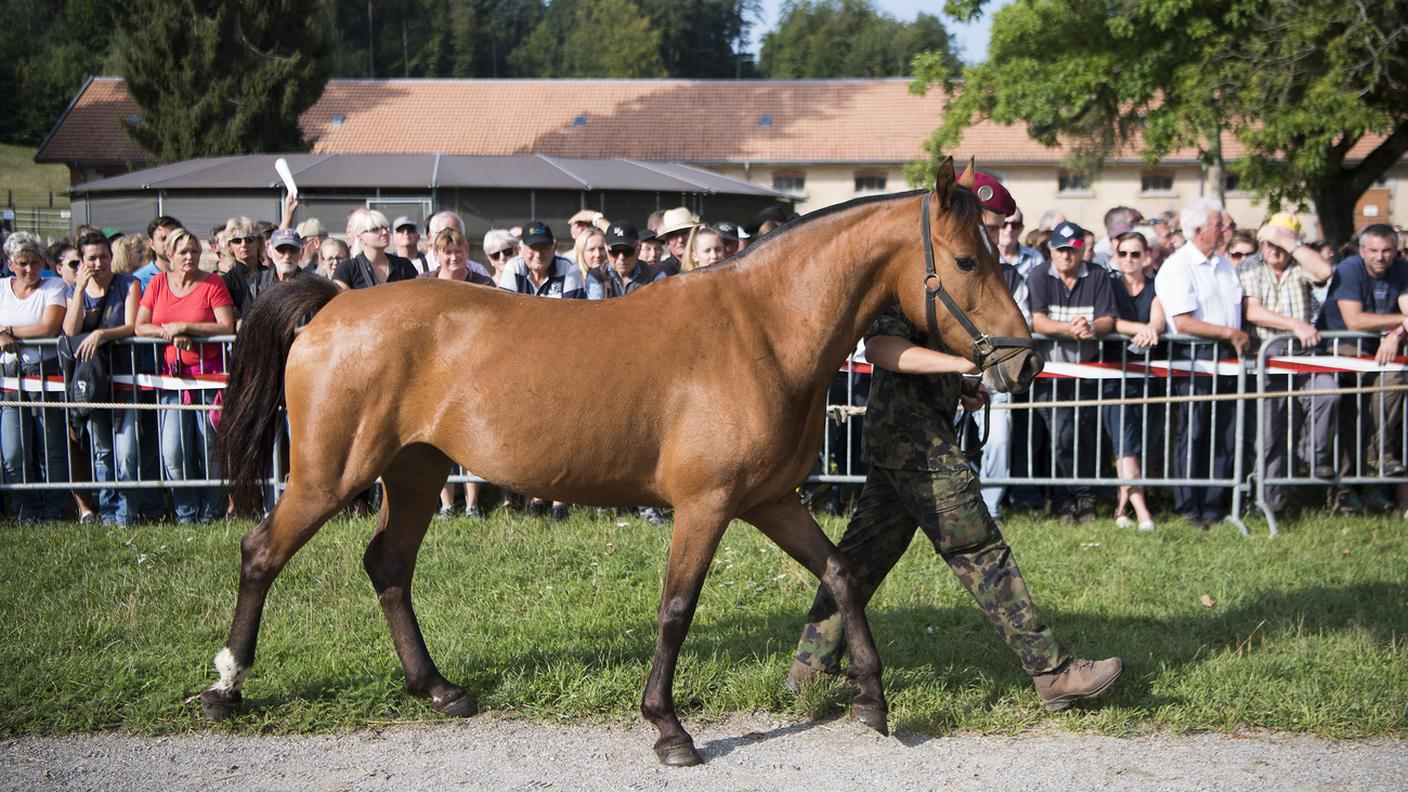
[1,189,1406,527]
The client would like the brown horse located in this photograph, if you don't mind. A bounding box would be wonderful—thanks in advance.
[201,158,1040,766]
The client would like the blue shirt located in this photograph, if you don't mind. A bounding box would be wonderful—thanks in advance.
[1318,255,1408,330]
[133,261,162,289]
[64,272,138,332]
[585,262,665,299]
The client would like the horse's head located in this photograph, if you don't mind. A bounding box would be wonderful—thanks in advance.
[897,156,1043,393]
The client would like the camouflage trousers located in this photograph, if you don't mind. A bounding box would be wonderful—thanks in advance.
[794,466,1068,676]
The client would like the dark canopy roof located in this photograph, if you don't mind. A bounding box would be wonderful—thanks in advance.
[70,153,788,198]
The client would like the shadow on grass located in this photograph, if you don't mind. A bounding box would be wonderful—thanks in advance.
[220,579,1403,736]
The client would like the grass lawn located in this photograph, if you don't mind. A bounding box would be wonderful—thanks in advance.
[0,508,1403,738]
[0,144,70,208]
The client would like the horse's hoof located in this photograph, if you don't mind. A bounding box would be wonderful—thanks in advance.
[429,690,477,718]
[654,741,703,767]
[852,704,889,736]
[199,688,242,721]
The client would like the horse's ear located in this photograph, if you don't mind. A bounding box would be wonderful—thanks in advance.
[934,156,956,211]
[956,157,976,189]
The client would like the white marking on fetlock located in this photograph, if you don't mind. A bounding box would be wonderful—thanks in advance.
[213,647,248,693]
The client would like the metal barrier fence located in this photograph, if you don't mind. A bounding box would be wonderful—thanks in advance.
[3,333,1405,531]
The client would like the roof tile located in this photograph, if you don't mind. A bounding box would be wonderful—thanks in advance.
[38,77,1390,167]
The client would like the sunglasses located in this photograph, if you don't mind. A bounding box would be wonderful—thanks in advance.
[63,259,81,269]
[1003,221,1023,228]
[488,249,513,260]
[362,226,389,235]
[607,248,637,257]
[1116,249,1144,259]
[1228,250,1252,260]
[230,235,261,245]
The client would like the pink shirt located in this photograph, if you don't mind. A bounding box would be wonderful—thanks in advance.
[140,272,232,369]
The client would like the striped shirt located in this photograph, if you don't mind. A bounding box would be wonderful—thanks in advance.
[1027,261,1117,362]
[497,255,585,299]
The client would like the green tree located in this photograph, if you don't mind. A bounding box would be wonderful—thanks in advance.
[911,0,1408,243]
[0,0,126,146]
[759,0,959,79]
[113,0,333,161]
[509,0,665,77]
[636,0,756,78]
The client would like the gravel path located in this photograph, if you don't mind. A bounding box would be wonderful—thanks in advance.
[3,715,1404,791]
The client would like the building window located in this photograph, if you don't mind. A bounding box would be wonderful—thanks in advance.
[1224,173,1242,193]
[854,174,887,193]
[1141,172,1174,193]
[773,173,805,193]
[1058,171,1089,193]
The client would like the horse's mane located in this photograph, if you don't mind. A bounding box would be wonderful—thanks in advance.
[729,186,984,265]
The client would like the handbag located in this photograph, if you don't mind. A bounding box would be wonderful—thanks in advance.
[58,333,113,423]
[58,285,117,424]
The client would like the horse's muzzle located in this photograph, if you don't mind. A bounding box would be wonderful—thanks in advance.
[984,348,1044,394]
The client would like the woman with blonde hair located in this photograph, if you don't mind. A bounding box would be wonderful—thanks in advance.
[333,209,417,290]
[422,229,494,519]
[135,227,235,524]
[573,226,608,283]
[110,234,149,275]
[691,226,728,269]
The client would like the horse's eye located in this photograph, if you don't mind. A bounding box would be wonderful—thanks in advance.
[955,256,977,272]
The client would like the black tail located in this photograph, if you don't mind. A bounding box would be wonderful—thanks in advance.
[218,276,341,512]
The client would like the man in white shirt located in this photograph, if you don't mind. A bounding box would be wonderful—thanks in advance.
[1154,198,1250,527]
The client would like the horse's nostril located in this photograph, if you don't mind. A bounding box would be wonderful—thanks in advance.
[1024,351,1046,380]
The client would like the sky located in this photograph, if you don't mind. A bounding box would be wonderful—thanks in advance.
[747,0,1003,65]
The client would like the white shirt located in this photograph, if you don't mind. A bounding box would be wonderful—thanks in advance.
[0,276,66,367]
[1155,242,1243,334]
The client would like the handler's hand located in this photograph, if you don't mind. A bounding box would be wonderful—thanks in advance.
[959,379,989,413]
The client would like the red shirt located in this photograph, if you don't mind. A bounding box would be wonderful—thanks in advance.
[139,272,233,370]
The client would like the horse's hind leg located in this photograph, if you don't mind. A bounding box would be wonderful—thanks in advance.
[361,444,472,715]
[640,498,732,767]
[199,476,345,719]
[742,495,889,735]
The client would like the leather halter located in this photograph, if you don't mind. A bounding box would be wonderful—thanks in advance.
[920,191,1039,368]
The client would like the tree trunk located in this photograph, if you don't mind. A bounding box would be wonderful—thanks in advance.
[1207,122,1226,206]
[1313,183,1360,246]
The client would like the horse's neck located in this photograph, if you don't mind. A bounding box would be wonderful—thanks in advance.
[731,199,905,389]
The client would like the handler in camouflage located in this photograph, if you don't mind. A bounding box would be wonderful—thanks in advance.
[788,175,1122,712]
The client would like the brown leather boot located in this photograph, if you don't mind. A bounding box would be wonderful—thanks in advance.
[1032,657,1123,712]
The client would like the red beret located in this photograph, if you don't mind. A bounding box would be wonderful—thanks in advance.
[971,172,1016,217]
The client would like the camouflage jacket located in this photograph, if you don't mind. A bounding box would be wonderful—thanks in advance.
[860,307,974,476]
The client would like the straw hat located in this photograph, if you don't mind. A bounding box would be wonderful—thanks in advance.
[657,207,699,238]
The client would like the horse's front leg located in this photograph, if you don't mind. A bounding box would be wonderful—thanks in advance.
[200,481,341,719]
[743,494,888,734]
[641,500,731,767]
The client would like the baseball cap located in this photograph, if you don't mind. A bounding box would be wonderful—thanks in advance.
[521,222,555,247]
[971,172,1016,217]
[1050,221,1086,249]
[604,221,640,249]
[392,216,418,232]
[296,218,325,238]
[270,228,302,251]
[714,222,742,242]
[1266,212,1302,235]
